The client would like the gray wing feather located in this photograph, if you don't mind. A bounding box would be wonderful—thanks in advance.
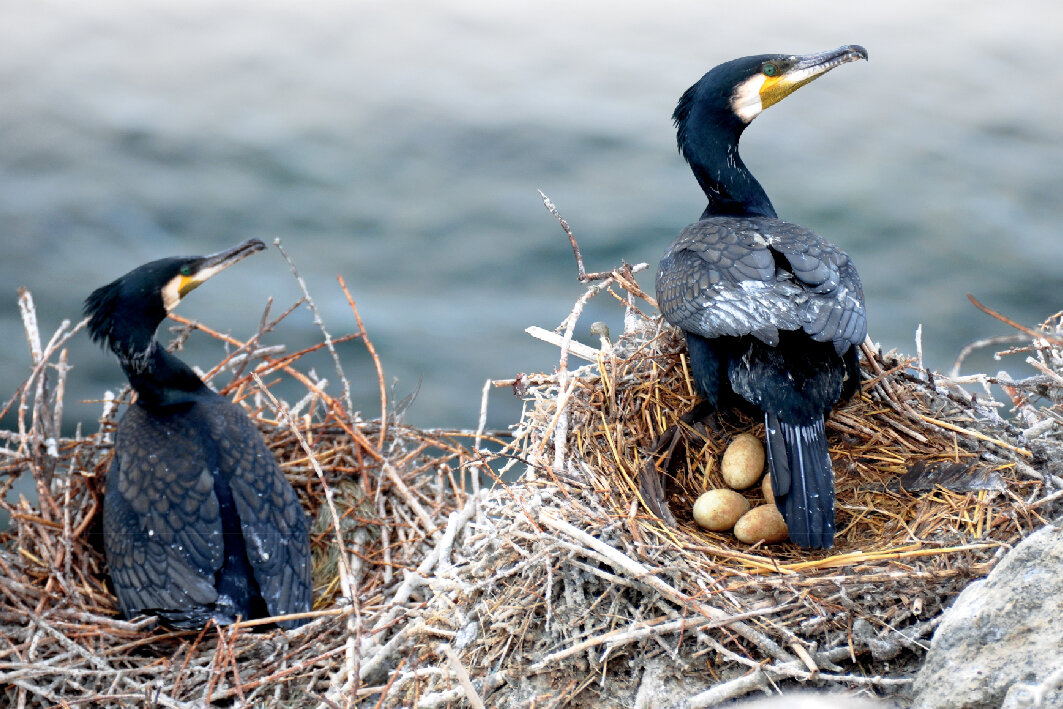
[211,401,312,627]
[656,216,866,349]
[104,405,223,619]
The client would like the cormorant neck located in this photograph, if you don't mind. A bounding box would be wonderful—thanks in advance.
[118,340,210,410]
[687,132,777,220]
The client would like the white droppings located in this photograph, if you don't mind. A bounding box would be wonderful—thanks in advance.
[247,531,271,562]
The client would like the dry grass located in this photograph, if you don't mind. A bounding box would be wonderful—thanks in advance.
[1,233,1061,707]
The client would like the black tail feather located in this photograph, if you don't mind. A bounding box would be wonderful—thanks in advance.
[765,412,835,548]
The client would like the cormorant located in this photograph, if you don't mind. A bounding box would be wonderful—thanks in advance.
[85,239,312,628]
[655,46,869,548]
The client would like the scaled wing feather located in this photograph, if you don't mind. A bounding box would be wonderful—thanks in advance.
[656,216,866,349]
[104,405,224,619]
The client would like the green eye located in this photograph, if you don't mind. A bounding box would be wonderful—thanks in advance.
[179,265,193,277]
[762,63,779,77]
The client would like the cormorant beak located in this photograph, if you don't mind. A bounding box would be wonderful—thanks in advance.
[733,44,867,123]
[760,45,868,110]
[165,238,267,310]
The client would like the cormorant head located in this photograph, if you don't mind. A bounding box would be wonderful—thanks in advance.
[674,45,867,218]
[675,44,868,152]
[85,239,266,357]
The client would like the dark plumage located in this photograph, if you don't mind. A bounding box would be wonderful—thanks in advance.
[656,46,869,548]
[86,239,312,628]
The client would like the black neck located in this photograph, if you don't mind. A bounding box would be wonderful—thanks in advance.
[687,133,777,220]
[118,342,210,409]
[676,89,778,219]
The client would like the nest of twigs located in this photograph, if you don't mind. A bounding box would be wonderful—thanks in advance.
[0,248,486,707]
[390,249,1063,706]
[2,230,1062,707]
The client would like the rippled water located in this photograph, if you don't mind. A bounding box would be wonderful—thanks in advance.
[3,0,1062,442]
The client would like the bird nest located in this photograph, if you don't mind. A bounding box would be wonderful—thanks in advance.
[390,257,1063,706]
[2,242,1062,708]
[0,256,484,707]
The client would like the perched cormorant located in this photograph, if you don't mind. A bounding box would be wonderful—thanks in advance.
[85,239,312,628]
[655,46,869,548]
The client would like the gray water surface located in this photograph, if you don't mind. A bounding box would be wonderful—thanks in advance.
[3,0,1061,435]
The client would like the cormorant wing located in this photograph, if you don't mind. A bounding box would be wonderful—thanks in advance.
[656,216,866,352]
[104,405,225,623]
[211,400,312,628]
[766,220,867,352]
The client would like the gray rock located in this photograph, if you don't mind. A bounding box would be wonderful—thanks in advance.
[911,524,1063,709]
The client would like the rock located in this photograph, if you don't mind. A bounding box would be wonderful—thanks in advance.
[910,524,1063,709]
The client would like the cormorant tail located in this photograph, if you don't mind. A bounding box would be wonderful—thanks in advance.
[765,412,835,548]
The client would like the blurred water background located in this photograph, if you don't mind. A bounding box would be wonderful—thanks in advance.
[2,0,1062,442]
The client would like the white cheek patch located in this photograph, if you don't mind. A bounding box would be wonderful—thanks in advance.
[161,262,232,311]
[161,276,183,311]
[732,74,766,123]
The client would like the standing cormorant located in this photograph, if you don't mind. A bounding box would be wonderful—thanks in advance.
[655,46,869,548]
[85,239,312,628]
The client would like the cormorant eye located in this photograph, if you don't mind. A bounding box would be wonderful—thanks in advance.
[179,265,193,277]
[762,63,779,77]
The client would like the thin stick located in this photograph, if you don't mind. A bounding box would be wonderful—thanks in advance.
[168,313,383,461]
[1,312,86,425]
[529,608,780,672]
[441,644,485,709]
[168,314,358,388]
[384,462,441,540]
[914,323,924,374]
[550,276,617,471]
[337,275,388,449]
[538,190,614,282]
[950,334,1027,378]
[918,414,1032,458]
[1026,357,1063,389]
[472,379,492,496]
[52,349,70,447]
[686,670,767,708]
[273,239,355,416]
[251,373,359,692]
[524,326,600,363]
[17,288,42,365]
[968,293,1063,345]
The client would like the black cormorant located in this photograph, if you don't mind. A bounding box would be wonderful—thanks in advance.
[85,239,312,628]
[655,46,869,548]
